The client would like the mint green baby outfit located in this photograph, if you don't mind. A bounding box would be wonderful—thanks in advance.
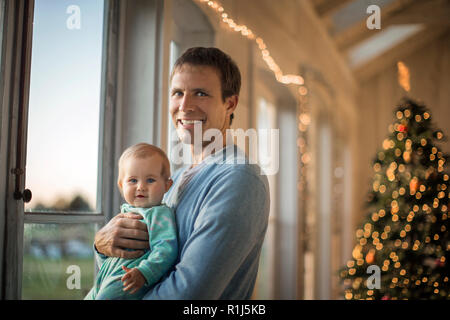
[84,204,178,300]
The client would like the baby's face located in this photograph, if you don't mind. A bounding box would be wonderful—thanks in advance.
[120,155,171,208]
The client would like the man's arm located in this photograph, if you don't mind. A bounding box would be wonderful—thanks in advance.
[143,168,269,299]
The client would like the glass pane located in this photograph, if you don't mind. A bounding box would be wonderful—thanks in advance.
[168,41,186,172]
[254,236,271,299]
[22,223,96,300]
[25,0,105,212]
[253,97,277,299]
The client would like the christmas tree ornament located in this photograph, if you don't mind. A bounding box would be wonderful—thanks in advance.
[409,178,420,194]
[398,124,408,133]
[403,151,411,163]
[365,250,375,264]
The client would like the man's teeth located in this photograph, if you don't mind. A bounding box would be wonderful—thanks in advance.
[181,120,203,125]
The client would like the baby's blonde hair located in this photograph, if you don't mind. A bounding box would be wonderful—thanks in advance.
[117,143,171,188]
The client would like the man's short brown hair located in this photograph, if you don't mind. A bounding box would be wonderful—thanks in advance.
[171,47,241,124]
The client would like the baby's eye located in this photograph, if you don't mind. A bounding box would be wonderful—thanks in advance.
[147,178,155,183]
[129,178,137,183]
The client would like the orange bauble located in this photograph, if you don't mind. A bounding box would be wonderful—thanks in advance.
[403,151,411,163]
[409,178,419,194]
[365,251,375,264]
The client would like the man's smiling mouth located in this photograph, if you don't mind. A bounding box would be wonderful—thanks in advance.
[178,119,205,126]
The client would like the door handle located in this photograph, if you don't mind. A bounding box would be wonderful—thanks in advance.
[11,168,32,203]
[13,188,32,203]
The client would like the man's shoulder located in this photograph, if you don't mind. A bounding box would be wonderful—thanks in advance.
[208,162,269,193]
[196,163,270,226]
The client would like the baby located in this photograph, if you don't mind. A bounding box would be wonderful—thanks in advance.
[85,143,178,300]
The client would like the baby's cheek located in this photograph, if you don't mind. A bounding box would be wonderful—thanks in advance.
[154,185,166,199]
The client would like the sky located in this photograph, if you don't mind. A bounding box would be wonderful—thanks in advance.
[25,0,104,211]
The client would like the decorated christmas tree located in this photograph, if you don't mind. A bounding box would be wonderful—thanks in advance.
[339,97,449,300]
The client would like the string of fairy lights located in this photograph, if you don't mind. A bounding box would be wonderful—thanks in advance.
[196,0,311,193]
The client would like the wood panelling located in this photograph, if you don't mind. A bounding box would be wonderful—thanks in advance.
[356,31,450,225]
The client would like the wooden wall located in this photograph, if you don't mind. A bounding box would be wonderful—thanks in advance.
[166,0,450,299]
[196,0,359,299]
[355,30,450,225]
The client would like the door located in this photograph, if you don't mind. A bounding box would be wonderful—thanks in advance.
[0,0,118,299]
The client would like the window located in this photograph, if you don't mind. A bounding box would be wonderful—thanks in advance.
[317,123,332,299]
[25,0,104,214]
[21,0,107,299]
[253,97,277,299]
[253,87,300,298]
[1,0,168,300]
[167,40,190,172]
[22,223,96,299]
[166,0,215,171]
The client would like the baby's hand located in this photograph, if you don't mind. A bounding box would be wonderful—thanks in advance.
[121,266,146,294]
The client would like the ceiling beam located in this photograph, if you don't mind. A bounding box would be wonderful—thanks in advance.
[388,0,450,25]
[354,26,448,82]
[334,0,418,51]
[315,0,354,17]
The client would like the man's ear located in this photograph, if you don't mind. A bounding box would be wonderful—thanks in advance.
[225,95,238,118]
[165,178,173,192]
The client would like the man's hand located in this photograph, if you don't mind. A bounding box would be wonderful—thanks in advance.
[121,266,146,294]
[94,212,149,259]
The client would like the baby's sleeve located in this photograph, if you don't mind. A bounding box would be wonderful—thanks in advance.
[135,206,178,286]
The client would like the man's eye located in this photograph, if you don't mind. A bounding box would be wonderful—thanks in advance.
[172,91,183,97]
[196,91,207,97]
[147,178,155,183]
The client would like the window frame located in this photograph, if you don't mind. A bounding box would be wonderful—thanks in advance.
[0,0,8,300]
[166,2,215,170]
[24,0,119,224]
[0,0,35,300]
[0,0,121,299]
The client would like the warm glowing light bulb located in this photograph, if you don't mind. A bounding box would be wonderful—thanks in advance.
[299,113,311,126]
[299,86,308,96]
[397,61,410,92]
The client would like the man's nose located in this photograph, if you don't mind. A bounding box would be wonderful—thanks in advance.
[179,95,194,112]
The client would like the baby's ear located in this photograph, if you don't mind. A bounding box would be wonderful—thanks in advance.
[165,178,173,192]
[117,180,123,195]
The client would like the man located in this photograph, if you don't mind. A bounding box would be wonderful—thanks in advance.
[93,47,270,299]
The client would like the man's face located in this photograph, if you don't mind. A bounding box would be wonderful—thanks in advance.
[119,156,171,208]
[169,64,237,144]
